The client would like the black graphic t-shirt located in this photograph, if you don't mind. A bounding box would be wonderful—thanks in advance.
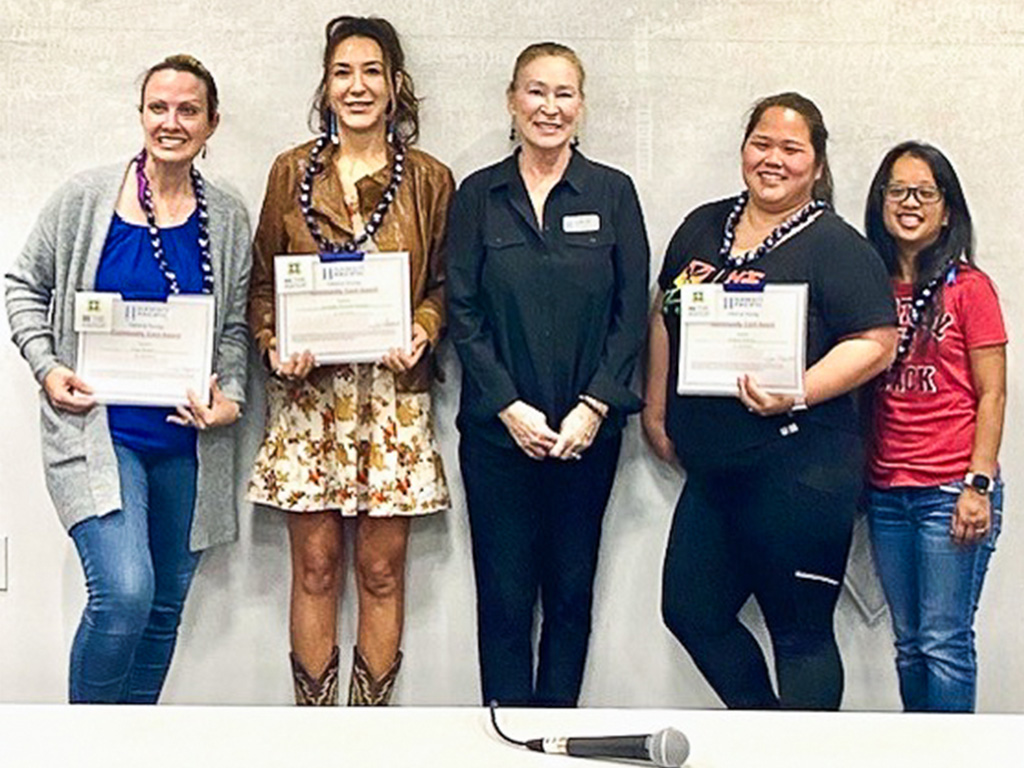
[657,198,896,471]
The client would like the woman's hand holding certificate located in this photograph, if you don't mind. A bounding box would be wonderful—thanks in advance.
[380,322,429,374]
[43,365,96,413]
[167,374,240,430]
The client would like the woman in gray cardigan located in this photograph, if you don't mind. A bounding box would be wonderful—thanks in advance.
[4,55,251,703]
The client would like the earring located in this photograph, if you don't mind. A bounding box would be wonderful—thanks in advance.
[571,134,580,149]
[201,144,208,159]
[508,119,516,142]
[328,110,340,145]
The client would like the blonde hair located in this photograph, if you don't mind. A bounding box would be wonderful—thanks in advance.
[507,41,586,97]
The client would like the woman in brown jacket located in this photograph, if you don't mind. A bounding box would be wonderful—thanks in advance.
[247,15,454,706]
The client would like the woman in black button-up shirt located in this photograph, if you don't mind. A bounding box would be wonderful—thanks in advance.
[448,42,649,706]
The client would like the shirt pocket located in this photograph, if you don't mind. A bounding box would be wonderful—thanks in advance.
[559,231,616,296]
[483,230,528,257]
[481,227,529,294]
[562,229,615,256]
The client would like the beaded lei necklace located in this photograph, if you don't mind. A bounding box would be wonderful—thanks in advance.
[719,191,829,268]
[298,133,405,255]
[662,192,829,317]
[893,260,959,366]
[134,149,213,295]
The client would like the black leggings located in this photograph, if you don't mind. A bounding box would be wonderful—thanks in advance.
[661,426,861,710]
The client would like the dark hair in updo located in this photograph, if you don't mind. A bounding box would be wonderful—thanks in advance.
[310,15,420,146]
[140,54,219,118]
[743,92,832,204]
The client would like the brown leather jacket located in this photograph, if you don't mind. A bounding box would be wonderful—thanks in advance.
[247,139,454,392]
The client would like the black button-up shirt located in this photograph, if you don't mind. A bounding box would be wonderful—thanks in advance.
[448,150,649,447]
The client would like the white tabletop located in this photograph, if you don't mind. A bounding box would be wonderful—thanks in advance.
[0,704,1020,767]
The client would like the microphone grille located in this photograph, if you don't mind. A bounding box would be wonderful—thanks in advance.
[649,727,690,767]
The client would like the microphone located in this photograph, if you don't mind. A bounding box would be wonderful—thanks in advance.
[488,701,689,767]
[523,728,689,767]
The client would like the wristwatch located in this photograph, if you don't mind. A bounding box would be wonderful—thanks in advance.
[964,471,993,496]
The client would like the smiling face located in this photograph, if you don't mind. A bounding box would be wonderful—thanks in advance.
[882,153,948,258]
[140,69,218,165]
[326,35,393,137]
[507,54,583,154]
[741,106,822,213]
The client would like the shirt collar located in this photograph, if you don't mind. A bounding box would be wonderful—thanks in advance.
[309,141,393,236]
[489,147,589,195]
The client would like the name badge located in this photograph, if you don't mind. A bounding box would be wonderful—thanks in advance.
[74,291,116,333]
[562,213,600,233]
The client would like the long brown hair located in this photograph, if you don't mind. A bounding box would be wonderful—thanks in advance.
[309,15,419,145]
[140,54,219,118]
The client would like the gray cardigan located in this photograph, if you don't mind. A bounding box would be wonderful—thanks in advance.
[5,164,252,551]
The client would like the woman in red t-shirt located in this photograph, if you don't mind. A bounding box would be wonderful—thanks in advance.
[863,141,1007,712]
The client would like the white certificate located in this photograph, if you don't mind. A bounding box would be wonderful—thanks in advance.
[275,252,411,365]
[75,292,215,407]
[676,283,807,397]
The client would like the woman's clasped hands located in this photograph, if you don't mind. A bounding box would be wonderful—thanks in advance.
[499,398,604,461]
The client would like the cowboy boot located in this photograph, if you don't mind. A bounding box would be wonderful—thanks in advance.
[290,645,340,705]
[347,645,403,706]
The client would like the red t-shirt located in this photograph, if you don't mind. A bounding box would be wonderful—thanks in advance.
[868,267,1007,487]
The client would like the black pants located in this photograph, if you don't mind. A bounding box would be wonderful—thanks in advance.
[459,430,622,706]
[661,426,861,710]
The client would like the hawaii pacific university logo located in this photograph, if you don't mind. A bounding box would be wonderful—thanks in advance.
[663,260,766,315]
[663,260,716,315]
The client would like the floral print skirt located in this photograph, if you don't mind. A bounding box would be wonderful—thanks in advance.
[248,363,448,516]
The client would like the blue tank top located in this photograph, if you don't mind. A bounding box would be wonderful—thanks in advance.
[94,211,204,455]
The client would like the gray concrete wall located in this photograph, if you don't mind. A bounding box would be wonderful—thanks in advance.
[1,0,1021,710]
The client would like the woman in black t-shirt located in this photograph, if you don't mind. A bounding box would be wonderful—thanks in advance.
[643,93,897,709]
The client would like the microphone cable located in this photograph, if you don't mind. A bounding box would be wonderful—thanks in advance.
[488,700,529,747]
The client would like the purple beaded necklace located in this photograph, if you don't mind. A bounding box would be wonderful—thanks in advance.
[133,149,213,294]
[298,134,405,255]
[892,260,960,366]
[719,191,829,268]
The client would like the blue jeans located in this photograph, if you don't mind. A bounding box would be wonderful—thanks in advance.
[867,480,1003,712]
[68,443,200,703]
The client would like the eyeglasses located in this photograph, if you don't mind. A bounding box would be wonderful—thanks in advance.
[883,184,943,205]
